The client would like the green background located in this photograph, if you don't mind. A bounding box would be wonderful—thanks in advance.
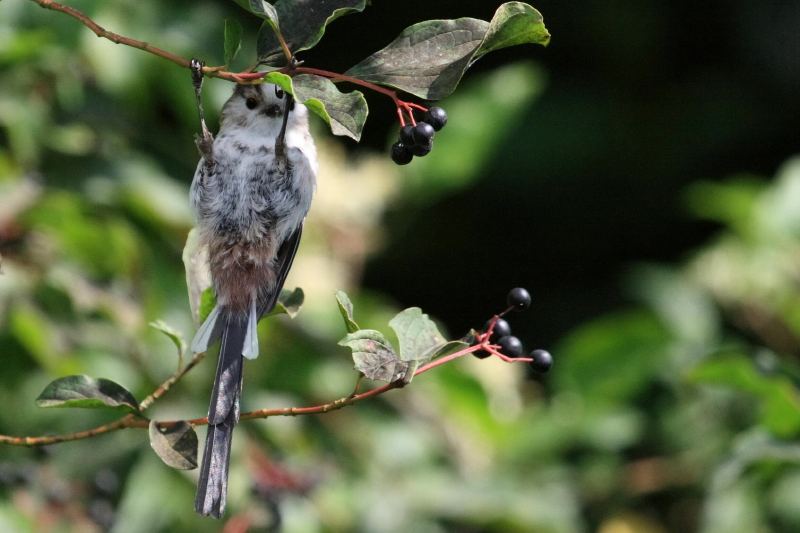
[2,0,800,532]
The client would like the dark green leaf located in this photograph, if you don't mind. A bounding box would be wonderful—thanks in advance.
[198,287,216,326]
[223,19,244,67]
[475,2,550,55]
[35,375,139,413]
[267,287,305,318]
[345,18,488,101]
[389,307,448,363]
[233,0,280,36]
[689,355,800,438]
[292,74,368,141]
[257,0,368,66]
[149,320,187,359]
[148,421,198,470]
[335,290,360,333]
[339,329,409,383]
[345,2,549,100]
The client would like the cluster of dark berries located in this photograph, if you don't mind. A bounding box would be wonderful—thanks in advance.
[473,287,553,374]
[391,107,448,165]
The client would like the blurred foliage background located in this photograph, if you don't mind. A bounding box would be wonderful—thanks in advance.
[2,0,800,532]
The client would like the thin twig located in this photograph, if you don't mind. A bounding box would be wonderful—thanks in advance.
[0,341,527,447]
[29,0,248,82]
[138,351,205,411]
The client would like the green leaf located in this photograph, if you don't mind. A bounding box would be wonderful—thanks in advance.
[688,355,800,438]
[233,0,280,36]
[257,0,368,66]
[292,74,368,141]
[389,307,448,363]
[345,2,549,100]
[148,421,198,470]
[335,290,360,333]
[339,329,409,383]
[475,2,550,55]
[223,19,244,67]
[198,287,216,326]
[149,320,187,359]
[261,71,295,96]
[267,287,305,318]
[35,375,139,413]
[183,227,211,327]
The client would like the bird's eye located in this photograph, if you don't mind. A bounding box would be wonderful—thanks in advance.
[245,97,258,110]
[275,86,285,99]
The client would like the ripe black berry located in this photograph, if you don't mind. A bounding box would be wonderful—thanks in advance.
[529,349,553,373]
[470,335,491,359]
[507,287,531,311]
[484,317,511,342]
[425,107,448,131]
[497,335,523,358]
[391,142,413,165]
[399,124,415,146]
[409,141,432,157]
[412,122,435,145]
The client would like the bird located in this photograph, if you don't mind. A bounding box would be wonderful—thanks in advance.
[187,60,318,518]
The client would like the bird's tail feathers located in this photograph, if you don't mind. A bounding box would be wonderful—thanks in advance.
[195,315,247,518]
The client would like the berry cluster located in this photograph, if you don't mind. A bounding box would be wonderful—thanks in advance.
[472,287,553,374]
[391,107,448,165]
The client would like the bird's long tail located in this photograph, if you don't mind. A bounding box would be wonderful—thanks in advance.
[195,314,247,518]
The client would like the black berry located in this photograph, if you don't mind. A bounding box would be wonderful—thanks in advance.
[391,142,413,165]
[497,335,523,358]
[399,124,415,146]
[425,107,448,131]
[484,317,511,342]
[412,122,435,145]
[409,141,432,157]
[470,335,491,359]
[529,349,553,373]
[507,287,531,311]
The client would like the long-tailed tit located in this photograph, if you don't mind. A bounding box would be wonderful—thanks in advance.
[187,60,318,518]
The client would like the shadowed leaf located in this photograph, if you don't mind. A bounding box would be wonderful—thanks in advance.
[340,329,409,383]
[149,421,198,470]
[233,0,280,38]
[224,19,243,67]
[689,355,800,438]
[335,290,360,333]
[35,375,139,413]
[292,75,368,141]
[345,2,549,100]
[149,320,187,359]
[257,0,368,66]
[268,287,305,318]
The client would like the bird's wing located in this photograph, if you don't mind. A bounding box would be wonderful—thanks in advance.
[258,220,305,319]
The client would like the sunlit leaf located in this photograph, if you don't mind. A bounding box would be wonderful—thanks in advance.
[35,375,139,413]
[475,2,550,55]
[257,0,368,66]
[339,329,409,382]
[223,19,243,67]
[198,287,216,326]
[335,290,360,333]
[148,421,198,470]
[292,74,368,141]
[389,307,447,363]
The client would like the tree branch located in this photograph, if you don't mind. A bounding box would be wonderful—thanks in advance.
[0,338,530,447]
[29,0,247,82]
